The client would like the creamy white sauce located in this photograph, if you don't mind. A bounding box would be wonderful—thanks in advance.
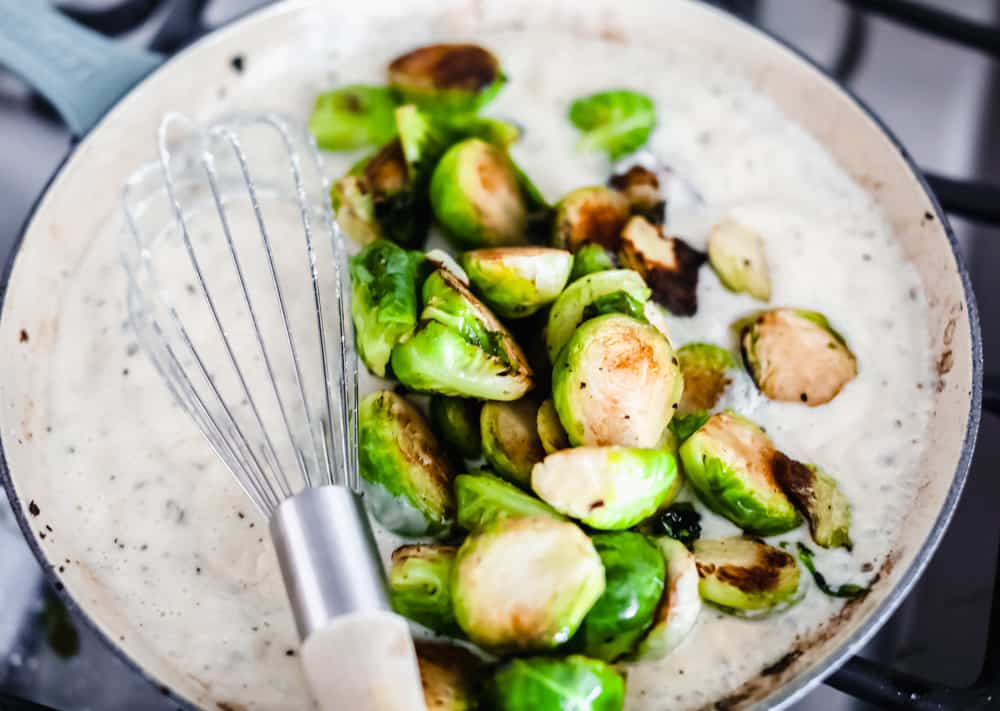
[42,25,935,711]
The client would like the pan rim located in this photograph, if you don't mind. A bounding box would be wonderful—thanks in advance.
[0,1,983,709]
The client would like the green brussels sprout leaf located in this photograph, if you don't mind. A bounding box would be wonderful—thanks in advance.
[708,218,772,301]
[455,471,565,532]
[581,289,648,323]
[651,502,703,548]
[570,243,618,281]
[309,84,398,151]
[488,656,625,711]
[388,545,460,635]
[568,89,657,161]
[668,410,711,445]
[796,543,868,599]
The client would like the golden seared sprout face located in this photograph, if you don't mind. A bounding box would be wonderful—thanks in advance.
[552,186,631,252]
[740,308,858,406]
[693,537,802,613]
[480,399,547,487]
[389,44,505,113]
[415,642,482,711]
[609,164,666,225]
[461,247,574,319]
[619,216,706,317]
[552,313,683,448]
[676,343,739,414]
[708,219,772,301]
[452,517,605,650]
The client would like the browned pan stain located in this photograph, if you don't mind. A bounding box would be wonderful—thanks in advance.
[19,328,29,343]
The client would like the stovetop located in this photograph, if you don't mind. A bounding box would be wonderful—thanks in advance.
[1,1,998,710]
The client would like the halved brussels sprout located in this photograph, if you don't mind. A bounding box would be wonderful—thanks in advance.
[619,216,705,316]
[678,411,800,535]
[570,243,617,281]
[452,517,605,650]
[430,138,529,249]
[773,460,853,550]
[358,390,455,536]
[348,240,423,376]
[488,656,625,711]
[429,396,482,461]
[609,164,665,225]
[545,269,650,362]
[552,187,630,252]
[388,44,505,114]
[416,642,482,711]
[569,89,657,161]
[309,84,398,151]
[455,471,565,532]
[676,342,738,414]
[693,537,801,613]
[536,399,569,454]
[552,314,683,448]
[480,399,546,487]
[740,308,857,406]
[708,219,771,301]
[531,446,679,530]
[576,532,665,661]
[462,247,573,319]
[634,537,701,660]
[388,545,459,635]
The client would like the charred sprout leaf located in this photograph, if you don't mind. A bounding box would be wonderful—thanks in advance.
[532,446,679,530]
[676,343,738,414]
[552,314,682,448]
[609,164,666,225]
[455,471,565,532]
[552,186,630,252]
[634,537,701,661]
[569,89,656,161]
[576,532,665,661]
[309,84,398,151]
[416,642,482,711]
[452,517,605,650]
[461,247,573,319]
[537,398,570,454]
[708,219,772,301]
[429,396,482,461]
[571,243,618,281]
[678,411,801,535]
[348,240,423,376]
[480,399,547,487]
[773,461,853,550]
[545,269,650,362]
[431,138,530,248]
[488,656,625,711]
[653,502,703,548]
[619,216,705,317]
[388,43,505,114]
[668,411,711,445]
[694,537,801,612]
[740,308,857,406]
[358,390,455,537]
[580,289,648,323]
[389,545,460,635]
[796,543,867,599]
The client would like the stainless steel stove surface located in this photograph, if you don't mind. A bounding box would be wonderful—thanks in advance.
[1,2,998,710]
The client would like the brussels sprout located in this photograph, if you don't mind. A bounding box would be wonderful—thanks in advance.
[569,89,656,161]
[581,290,648,323]
[570,243,617,281]
[708,219,772,301]
[309,84,398,151]
[531,446,679,530]
[429,396,482,461]
[455,471,565,532]
[576,532,665,661]
[481,399,546,487]
[452,517,605,650]
[388,44,505,114]
[773,460,853,550]
[678,411,800,535]
[348,240,422,376]
[552,314,682,448]
[619,216,705,316]
[388,545,459,635]
[739,308,857,406]
[609,164,666,225]
[392,268,533,400]
[552,187,630,252]
[545,269,650,361]
[676,342,738,414]
[536,399,569,454]
[358,390,455,536]
[461,247,573,319]
[693,537,801,613]
[416,642,482,711]
[648,502,703,548]
[489,656,625,711]
[634,537,701,660]
[430,138,530,249]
